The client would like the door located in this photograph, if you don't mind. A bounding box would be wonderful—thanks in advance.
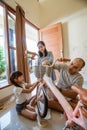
[39,23,63,81]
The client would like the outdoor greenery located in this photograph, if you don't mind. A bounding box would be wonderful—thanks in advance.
[0,46,6,80]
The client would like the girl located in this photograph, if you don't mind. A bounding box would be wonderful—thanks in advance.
[10,71,40,120]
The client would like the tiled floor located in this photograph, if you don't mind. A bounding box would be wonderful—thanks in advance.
[0,105,65,130]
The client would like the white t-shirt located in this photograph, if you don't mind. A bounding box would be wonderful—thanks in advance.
[13,82,28,104]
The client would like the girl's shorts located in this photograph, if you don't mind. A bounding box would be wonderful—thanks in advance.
[16,100,29,114]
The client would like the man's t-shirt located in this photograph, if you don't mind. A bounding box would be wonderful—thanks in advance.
[54,64,83,89]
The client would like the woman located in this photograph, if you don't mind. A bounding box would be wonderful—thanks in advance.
[35,41,56,81]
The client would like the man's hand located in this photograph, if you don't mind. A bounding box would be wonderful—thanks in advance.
[42,60,51,66]
[56,58,71,62]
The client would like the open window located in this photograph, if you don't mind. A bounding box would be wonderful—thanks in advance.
[0,2,17,88]
[25,22,39,95]
[0,5,8,88]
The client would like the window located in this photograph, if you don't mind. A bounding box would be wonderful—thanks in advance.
[0,1,38,88]
[8,12,17,72]
[0,5,8,87]
[26,23,38,52]
[25,23,38,95]
[0,3,17,88]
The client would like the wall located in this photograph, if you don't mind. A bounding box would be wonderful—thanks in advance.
[39,0,87,28]
[67,10,87,84]
[0,86,13,100]
[3,0,87,28]
[51,8,87,86]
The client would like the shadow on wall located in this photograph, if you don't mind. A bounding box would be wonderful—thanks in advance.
[62,22,69,58]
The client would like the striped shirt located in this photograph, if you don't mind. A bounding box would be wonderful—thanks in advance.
[34,51,56,80]
[54,64,83,89]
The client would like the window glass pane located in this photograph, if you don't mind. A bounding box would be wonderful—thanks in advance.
[25,23,38,52]
[0,5,8,88]
[8,15,16,47]
[25,23,38,96]
[8,11,15,20]
[10,49,17,72]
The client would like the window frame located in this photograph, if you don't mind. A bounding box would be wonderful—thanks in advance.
[0,2,16,89]
[0,1,39,89]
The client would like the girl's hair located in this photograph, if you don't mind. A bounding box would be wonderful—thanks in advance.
[37,41,48,57]
[10,71,23,88]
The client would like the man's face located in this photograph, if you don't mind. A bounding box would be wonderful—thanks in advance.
[68,59,83,74]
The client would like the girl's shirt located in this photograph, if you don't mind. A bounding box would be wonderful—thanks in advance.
[13,82,28,104]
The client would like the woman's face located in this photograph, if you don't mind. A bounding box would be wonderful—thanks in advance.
[38,44,45,53]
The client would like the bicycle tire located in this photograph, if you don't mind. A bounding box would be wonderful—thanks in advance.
[36,84,48,118]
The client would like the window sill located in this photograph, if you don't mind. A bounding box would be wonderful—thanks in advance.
[0,80,11,89]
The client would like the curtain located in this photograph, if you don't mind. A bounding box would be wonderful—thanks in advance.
[16,5,30,82]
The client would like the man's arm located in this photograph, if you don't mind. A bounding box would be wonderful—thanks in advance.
[61,89,77,99]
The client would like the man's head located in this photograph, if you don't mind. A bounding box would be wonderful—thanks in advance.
[68,58,85,74]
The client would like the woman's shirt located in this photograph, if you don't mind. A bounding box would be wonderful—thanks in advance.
[34,51,56,80]
[38,51,54,65]
[13,82,28,104]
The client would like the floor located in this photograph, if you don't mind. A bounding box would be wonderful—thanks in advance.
[0,105,65,130]
[0,72,66,130]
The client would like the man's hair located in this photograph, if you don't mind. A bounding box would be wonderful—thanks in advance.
[74,58,85,68]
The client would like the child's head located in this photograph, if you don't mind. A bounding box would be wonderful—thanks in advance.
[10,71,24,87]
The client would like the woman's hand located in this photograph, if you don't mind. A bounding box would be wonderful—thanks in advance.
[24,50,38,59]
[37,78,43,83]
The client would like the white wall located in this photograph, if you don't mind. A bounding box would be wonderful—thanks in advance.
[0,86,13,100]
[39,0,87,28]
[64,9,87,84]
[51,8,87,85]
[3,0,87,28]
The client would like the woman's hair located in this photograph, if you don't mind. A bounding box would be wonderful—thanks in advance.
[10,71,23,88]
[37,41,48,57]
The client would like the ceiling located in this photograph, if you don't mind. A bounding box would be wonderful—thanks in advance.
[3,0,87,28]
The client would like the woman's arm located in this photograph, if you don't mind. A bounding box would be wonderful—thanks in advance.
[42,52,54,65]
[48,51,54,64]
[24,50,38,60]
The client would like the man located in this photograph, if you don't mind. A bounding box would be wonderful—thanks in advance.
[46,58,85,112]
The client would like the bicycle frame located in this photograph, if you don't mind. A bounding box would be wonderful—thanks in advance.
[43,74,87,130]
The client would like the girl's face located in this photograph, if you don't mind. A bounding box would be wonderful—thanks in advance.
[38,44,45,53]
[15,75,24,84]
